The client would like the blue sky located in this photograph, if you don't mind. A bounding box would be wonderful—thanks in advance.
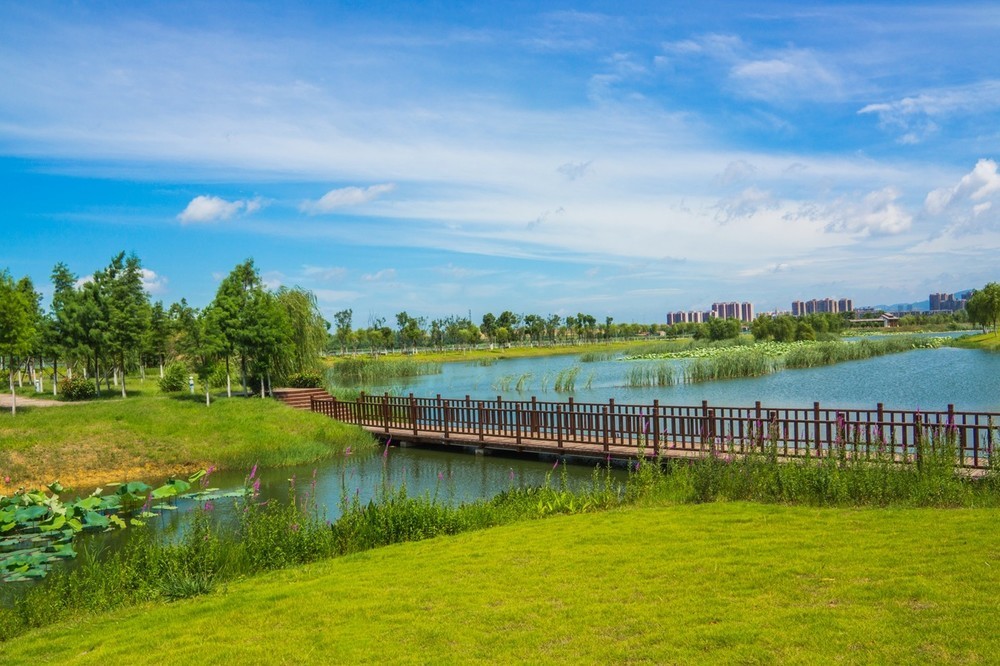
[2,1,999,323]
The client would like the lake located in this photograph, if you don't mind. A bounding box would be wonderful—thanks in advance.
[345,342,1000,413]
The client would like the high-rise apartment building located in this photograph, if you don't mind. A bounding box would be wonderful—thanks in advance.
[791,296,854,316]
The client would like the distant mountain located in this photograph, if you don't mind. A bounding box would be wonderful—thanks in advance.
[864,288,973,312]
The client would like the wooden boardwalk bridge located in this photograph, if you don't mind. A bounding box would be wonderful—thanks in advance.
[300,391,997,470]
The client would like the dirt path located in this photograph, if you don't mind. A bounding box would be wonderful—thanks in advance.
[0,393,72,408]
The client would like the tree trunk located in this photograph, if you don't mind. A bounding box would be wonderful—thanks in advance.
[120,354,127,398]
[159,356,164,379]
[53,357,58,396]
[9,366,16,416]
[225,356,232,398]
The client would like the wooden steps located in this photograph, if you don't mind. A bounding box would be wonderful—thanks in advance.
[272,387,335,411]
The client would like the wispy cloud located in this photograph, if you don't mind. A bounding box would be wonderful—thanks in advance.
[178,195,262,224]
[859,80,1000,143]
[362,268,397,282]
[301,265,348,281]
[301,184,396,214]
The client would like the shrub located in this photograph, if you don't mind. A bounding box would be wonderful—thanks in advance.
[285,372,323,388]
[59,376,96,401]
[159,363,189,392]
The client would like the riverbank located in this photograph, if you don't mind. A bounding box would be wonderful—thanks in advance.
[951,330,1000,351]
[0,394,374,493]
[4,502,997,663]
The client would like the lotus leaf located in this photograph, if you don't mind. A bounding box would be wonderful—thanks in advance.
[84,511,110,528]
[39,515,66,532]
[14,505,49,522]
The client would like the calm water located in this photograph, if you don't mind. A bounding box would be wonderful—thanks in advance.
[351,343,1000,412]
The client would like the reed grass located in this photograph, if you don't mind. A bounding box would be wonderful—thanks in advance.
[327,358,442,385]
[684,351,774,382]
[553,366,580,392]
[623,363,676,388]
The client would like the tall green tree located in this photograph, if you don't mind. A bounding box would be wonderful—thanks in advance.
[333,309,353,352]
[276,287,328,375]
[0,270,36,414]
[211,259,263,396]
[145,301,172,378]
[177,305,225,406]
[966,283,1000,333]
[105,253,151,397]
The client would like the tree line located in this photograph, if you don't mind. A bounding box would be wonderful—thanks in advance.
[0,254,327,409]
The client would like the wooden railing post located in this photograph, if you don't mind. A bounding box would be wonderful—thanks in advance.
[410,393,418,436]
[444,402,451,440]
[515,405,522,446]
[531,396,539,435]
[382,392,390,434]
[477,401,485,442]
[568,397,576,440]
[813,401,821,457]
[701,400,710,445]
[556,404,563,449]
[652,400,660,456]
[608,398,616,447]
[359,391,366,424]
[602,406,610,452]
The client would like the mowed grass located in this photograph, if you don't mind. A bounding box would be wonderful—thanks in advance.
[953,330,1000,351]
[4,503,996,664]
[0,395,374,492]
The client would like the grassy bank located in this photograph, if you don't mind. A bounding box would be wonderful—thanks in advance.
[3,502,997,663]
[952,330,1000,351]
[0,395,375,493]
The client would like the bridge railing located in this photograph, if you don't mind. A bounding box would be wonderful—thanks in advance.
[311,393,998,469]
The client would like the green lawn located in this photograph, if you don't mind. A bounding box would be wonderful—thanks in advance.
[952,330,1000,351]
[4,503,996,664]
[0,394,374,492]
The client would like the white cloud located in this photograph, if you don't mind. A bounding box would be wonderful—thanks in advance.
[177,195,262,224]
[924,159,1000,233]
[362,268,397,282]
[301,265,347,281]
[301,184,396,215]
[716,159,757,186]
[729,49,844,102]
[141,268,168,295]
[714,187,778,223]
[792,187,912,236]
[859,81,1000,143]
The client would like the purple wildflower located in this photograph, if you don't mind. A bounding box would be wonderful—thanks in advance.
[252,477,261,498]
[203,500,214,512]
[552,459,559,470]
[509,468,515,482]
[249,463,258,481]
[438,471,444,481]
[344,446,352,456]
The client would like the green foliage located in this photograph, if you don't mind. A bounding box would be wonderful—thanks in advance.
[966,282,1000,332]
[285,371,323,388]
[158,362,189,392]
[59,376,96,401]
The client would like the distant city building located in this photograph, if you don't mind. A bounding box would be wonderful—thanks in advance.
[791,296,854,316]
[929,292,967,313]
[666,302,754,325]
